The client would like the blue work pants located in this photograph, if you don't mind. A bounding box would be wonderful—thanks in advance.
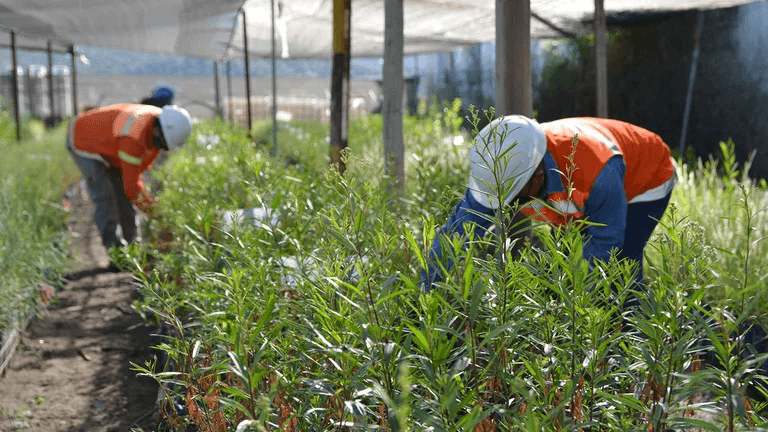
[620,192,673,306]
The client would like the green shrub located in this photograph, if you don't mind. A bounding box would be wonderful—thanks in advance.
[0,110,50,149]
[122,110,768,430]
[0,121,76,332]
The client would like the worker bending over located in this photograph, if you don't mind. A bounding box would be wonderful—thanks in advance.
[423,115,676,299]
[66,103,192,261]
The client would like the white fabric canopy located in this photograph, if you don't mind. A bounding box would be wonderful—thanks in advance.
[0,0,760,60]
[0,0,243,56]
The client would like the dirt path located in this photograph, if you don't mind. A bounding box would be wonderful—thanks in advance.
[0,185,159,432]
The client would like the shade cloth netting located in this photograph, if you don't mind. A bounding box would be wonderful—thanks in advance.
[0,0,760,60]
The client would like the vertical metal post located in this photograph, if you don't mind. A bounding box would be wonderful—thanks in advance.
[213,60,221,119]
[10,31,21,142]
[330,0,351,174]
[448,50,455,94]
[69,45,78,115]
[270,0,278,156]
[241,9,253,134]
[47,41,55,124]
[24,67,32,116]
[226,61,233,123]
[414,55,421,104]
[478,45,484,103]
[680,10,705,156]
[495,0,532,117]
[595,0,608,117]
[383,0,404,189]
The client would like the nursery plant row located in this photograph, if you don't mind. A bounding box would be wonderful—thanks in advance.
[3,105,768,431]
[0,120,75,375]
[120,107,768,431]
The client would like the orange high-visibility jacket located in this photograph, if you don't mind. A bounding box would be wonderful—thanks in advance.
[71,104,162,211]
[521,117,676,226]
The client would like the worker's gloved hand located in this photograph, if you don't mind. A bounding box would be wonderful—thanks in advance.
[420,268,438,293]
[140,204,157,220]
[419,281,430,293]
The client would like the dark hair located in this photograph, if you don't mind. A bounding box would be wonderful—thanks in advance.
[152,117,169,150]
[141,96,172,108]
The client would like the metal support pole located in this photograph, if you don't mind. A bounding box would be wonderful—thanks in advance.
[414,54,421,104]
[495,0,532,117]
[383,0,404,189]
[69,45,78,115]
[225,60,234,123]
[10,31,21,142]
[330,0,351,174]
[595,0,608,117]
[270,0,278,156]
[679,10,705,156]
[241,9,253,135]
[47,41,55,125]
[213,60,221,119]
[226,60,233,123]
[478,46,484,103]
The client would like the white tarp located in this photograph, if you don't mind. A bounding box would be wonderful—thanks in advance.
[0,0,243,56]
[221,207,281,232]
[0,0,761,60]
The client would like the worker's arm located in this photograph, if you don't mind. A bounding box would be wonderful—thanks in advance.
[422,189,495,288]
[582,156,627,265]
[118,149,156,215]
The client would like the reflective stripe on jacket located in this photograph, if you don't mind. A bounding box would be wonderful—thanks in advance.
[520,117,675,226]
[71,104,162,210]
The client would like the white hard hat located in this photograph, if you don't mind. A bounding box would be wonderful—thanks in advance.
[467,115,547,209]
[158,105,192,150]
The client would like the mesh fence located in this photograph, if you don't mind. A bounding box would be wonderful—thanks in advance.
[225,95,372,126]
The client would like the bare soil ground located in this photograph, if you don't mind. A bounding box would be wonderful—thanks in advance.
[0,185,159,432]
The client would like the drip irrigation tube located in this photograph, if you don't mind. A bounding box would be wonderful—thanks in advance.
[0,328,21,376]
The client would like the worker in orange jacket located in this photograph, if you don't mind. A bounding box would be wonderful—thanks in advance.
[66,103,192,259]
[423,115,676,304]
